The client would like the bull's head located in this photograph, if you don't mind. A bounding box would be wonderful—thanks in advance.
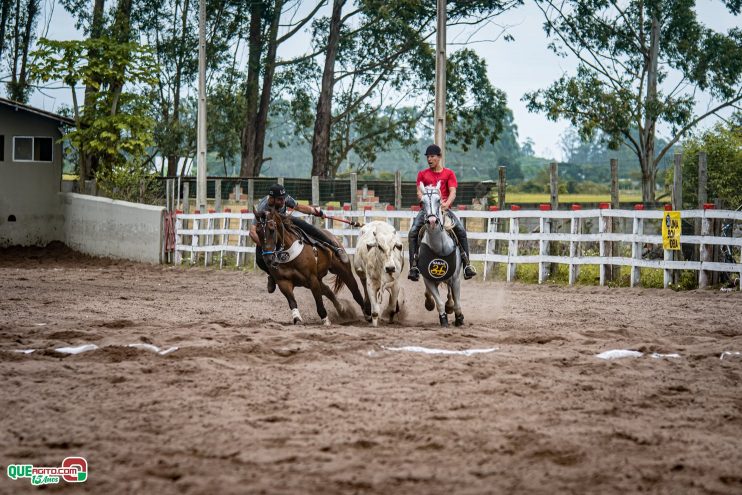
[366,231,403,274]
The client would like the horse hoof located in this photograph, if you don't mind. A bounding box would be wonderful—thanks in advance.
[322,317,331,326]
[364,314,372,323]
[371,318,378,327]
[293,318,303,325]
[454,314,464,327]
[439,314,449,327]
[424,296,435,312]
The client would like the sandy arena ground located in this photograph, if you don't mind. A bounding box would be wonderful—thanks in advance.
[1,243,741,494]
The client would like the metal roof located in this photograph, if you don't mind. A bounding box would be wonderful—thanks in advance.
[0,97,75,126]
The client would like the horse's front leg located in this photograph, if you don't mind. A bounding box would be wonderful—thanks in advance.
[387,282,401,324]
[309,278,331,326]
[276,279,302,325]
[449,276,464,327]
[367,277,382,327]
[423,279,448,327]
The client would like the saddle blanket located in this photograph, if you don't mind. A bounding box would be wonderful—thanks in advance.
[419,242,458,282]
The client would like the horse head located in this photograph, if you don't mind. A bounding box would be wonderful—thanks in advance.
[419,181,443,231]
[254,207,282,263]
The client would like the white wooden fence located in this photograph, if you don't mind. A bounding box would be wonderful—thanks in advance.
[174,207,742,290]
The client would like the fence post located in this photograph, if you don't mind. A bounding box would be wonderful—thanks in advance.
[549,162,559,210]
[165,179,172,211]
[631,205,644,287]
[569,205,582,285]
[183,182,191,213]
[394,171,402,230]
[599,203,610,286]
[205,210,216,266]
[699,203,713,288]
[191,211,200,265]
[607,158,619,281]
[174,211,183,264]
[237,210,248,267]
[507,206,520,282]
[538,205,550,284]
[350,173,358,211]
[215,179,222,211]
[670,153,683,285]
[695,152,707,257]
[233,182,241,203]
[220,209,230,269]
[498,166,506,210]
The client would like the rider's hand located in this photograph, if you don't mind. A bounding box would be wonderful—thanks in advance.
[441,202,450,211]
[314,207,325,218]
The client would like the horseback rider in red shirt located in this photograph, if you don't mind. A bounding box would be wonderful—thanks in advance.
[408,144,477,281]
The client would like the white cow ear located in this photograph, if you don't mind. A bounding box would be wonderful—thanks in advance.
[366,241,377,248]
[395,243,403,250]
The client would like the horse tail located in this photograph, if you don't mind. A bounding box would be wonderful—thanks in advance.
[332,273,346,294]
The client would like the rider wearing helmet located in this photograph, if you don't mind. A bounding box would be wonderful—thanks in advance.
[407,144,477,281]
[249,183,349,293]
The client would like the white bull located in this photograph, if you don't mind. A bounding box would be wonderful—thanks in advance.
[353,221,404,326]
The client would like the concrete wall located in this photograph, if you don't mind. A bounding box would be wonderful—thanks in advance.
[61,193,165,264]
[0,105,66,246]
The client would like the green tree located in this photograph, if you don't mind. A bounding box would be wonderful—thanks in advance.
[678,116,742,209]
[30,37,158,191]
[2,0,41,102]
[286,0,520,178]
[525,0,742,203]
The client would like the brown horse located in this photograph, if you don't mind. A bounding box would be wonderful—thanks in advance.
[254,208,367,325]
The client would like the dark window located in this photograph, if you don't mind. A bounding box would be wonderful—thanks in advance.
[13,137,33,161]
[0,135,4,162]
[12,136,53,162]
[34,137,53,162]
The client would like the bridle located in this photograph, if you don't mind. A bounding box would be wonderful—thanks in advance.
[256,212,288,265]
[421,187,443,231]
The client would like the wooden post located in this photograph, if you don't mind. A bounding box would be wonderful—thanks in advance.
[350,172,358,211]
[311,175,320,226]
[672,152,683,211]
[607,158,619,281]
[568,205,582,285]
[695,152,707,259]
[699,206,712,288]
[538,214,550,284]
[394,171,402,230]
[507,215,519,282]
[183,182,190,213]
[215,179,222,211]
[549,162,559,210]
[174,212,183,264]
[233,183,241,203]
[165,179,172,211]
[498,166,506,210]
[671,152,683,284]
[599,206,609,286]
[247,179,255,211]
[630,211,643,287]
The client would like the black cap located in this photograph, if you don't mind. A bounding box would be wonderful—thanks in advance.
[425,144,442,156]
[268,183,286,198]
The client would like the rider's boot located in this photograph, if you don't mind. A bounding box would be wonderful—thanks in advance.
[267,275,277,293]
[459,236,477,280]
[408,256,420,281]
[408,234,420,281]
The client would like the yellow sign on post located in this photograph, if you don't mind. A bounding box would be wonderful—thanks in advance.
[662,211,681,250]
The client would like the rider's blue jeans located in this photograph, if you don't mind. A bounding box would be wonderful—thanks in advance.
[408,209,470,265]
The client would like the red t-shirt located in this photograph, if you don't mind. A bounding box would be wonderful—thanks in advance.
[417,167,458,203]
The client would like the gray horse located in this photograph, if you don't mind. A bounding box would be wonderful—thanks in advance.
[417,182,464,327]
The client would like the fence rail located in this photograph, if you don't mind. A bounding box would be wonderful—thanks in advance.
[174,207,742,290]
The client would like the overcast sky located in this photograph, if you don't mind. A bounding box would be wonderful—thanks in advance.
[28,0,739,162]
